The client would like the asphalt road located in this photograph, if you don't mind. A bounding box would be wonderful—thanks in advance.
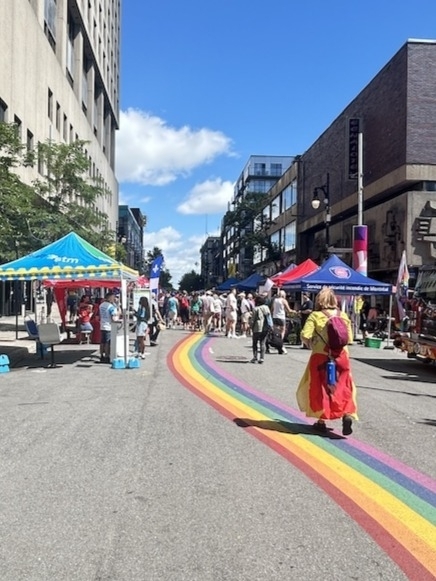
[0,327,435,581]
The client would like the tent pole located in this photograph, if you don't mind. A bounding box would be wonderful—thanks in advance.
[384,294,394,350]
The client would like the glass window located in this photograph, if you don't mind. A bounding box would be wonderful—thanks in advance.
[271,231,280,249]
[14,115,22,141]
[283,179,297,210]
[270,163,282,177]
[254,162,266,176]
[284,222,296,251]
[55,102,60,131]
[44,0,57,42]
[66,12,75,77]
[48,88,53,120]
[271,195,280,220]
[0,98,8,122]
[26,130,34,151]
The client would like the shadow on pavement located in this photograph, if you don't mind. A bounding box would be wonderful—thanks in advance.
[358,384,436,398]
[233,418,345,439]
[13,349,99,369]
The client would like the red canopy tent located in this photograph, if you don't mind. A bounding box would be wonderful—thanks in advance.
[272,258,319,287]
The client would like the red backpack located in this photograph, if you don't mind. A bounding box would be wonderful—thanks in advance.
[322,309,349,351]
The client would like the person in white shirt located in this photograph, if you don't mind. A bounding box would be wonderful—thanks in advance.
[201,290,215,334]
[99,292,119,363]
[271,289,295,352]
[225,288,238,338]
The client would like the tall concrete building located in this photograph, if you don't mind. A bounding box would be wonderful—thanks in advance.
[0,0,121,228]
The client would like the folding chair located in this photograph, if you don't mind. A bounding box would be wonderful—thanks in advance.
[24,316,45,358]
[37,323,62,368]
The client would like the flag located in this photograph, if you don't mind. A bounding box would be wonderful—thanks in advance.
[150,255,164,292]
[395,250,409,322]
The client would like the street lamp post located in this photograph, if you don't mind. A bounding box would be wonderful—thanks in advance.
[311,172,331,259]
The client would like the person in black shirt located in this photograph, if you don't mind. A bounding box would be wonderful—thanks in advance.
[299,293,313,348]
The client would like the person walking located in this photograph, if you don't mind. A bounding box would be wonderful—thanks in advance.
[296,287,357,435]
[135,296,150,358]
[225,288,238,338]
[148,293,165,346]
[270,289,294,352]
[250,294,273,364]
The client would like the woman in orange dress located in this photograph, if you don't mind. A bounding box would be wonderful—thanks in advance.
[296,287,358,435]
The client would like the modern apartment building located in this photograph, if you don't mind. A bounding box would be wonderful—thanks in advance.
[0,0,121,228]
[222,155,293,280]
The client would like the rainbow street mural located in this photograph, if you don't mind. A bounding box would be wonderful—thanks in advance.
[168,333,436,581]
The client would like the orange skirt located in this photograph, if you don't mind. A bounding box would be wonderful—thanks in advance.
[297,350,358,421]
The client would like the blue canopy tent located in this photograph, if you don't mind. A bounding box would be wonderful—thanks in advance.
[299,254,392,295]
[0,232,138,366]
[233,272,265,292]
[0,232,138,281]
[216,277,239,292]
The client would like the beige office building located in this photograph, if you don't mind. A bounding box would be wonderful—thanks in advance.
[0,0,121,228]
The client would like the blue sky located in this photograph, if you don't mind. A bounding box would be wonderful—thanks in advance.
[116,0,436,285]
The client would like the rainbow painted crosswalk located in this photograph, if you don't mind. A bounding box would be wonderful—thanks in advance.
[168,333,436,580]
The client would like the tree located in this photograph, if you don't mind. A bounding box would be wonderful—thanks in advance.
[0,122,116,261]
[223,192,277,263]
[145,247,173,289]
[0,122,37,260]
[30,139,114,249]
[179,270,203,292]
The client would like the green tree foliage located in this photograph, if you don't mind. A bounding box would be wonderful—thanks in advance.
[0,122,36,259]
[0,122,116,261]
[145,247,173,289]
[179,270,203,292]
[223,192,276,260]
[30,140,113,249]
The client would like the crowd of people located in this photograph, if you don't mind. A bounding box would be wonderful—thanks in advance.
[62,284,358,436]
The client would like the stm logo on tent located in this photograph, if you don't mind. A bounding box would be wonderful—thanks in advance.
[329,266,351,279]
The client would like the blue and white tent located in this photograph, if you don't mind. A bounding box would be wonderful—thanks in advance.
[300,254,392,295]
[0,232,138,281]
[233,272,265,292]
[216,277,239,292]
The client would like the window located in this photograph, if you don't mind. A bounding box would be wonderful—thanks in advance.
[0,98,8,122]
[66,11,75,77]
[63,113,68,140]
[26,129,34,151]
[283,179,297,210]
[55,102,60,130]
[14,115,22,141]
[271,195,280,220]
[48,88,53,120]
[37,141,44,174]
[254,162,266,176]
[44,0,57,48]
[284,222,296,251]
[270,231,280,250]
[82,54,89,110]
[270,163,282,177]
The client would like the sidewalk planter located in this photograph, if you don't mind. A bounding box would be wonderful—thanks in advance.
[365,337,383,349]
[0,354,10,373]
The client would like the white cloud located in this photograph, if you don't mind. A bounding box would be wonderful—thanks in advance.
[143,226,206,287]
[116,109,234,186]
[177,178,234,215]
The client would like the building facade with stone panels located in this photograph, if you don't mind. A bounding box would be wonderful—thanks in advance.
[0,0,120,229]
[296,39,436,283]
